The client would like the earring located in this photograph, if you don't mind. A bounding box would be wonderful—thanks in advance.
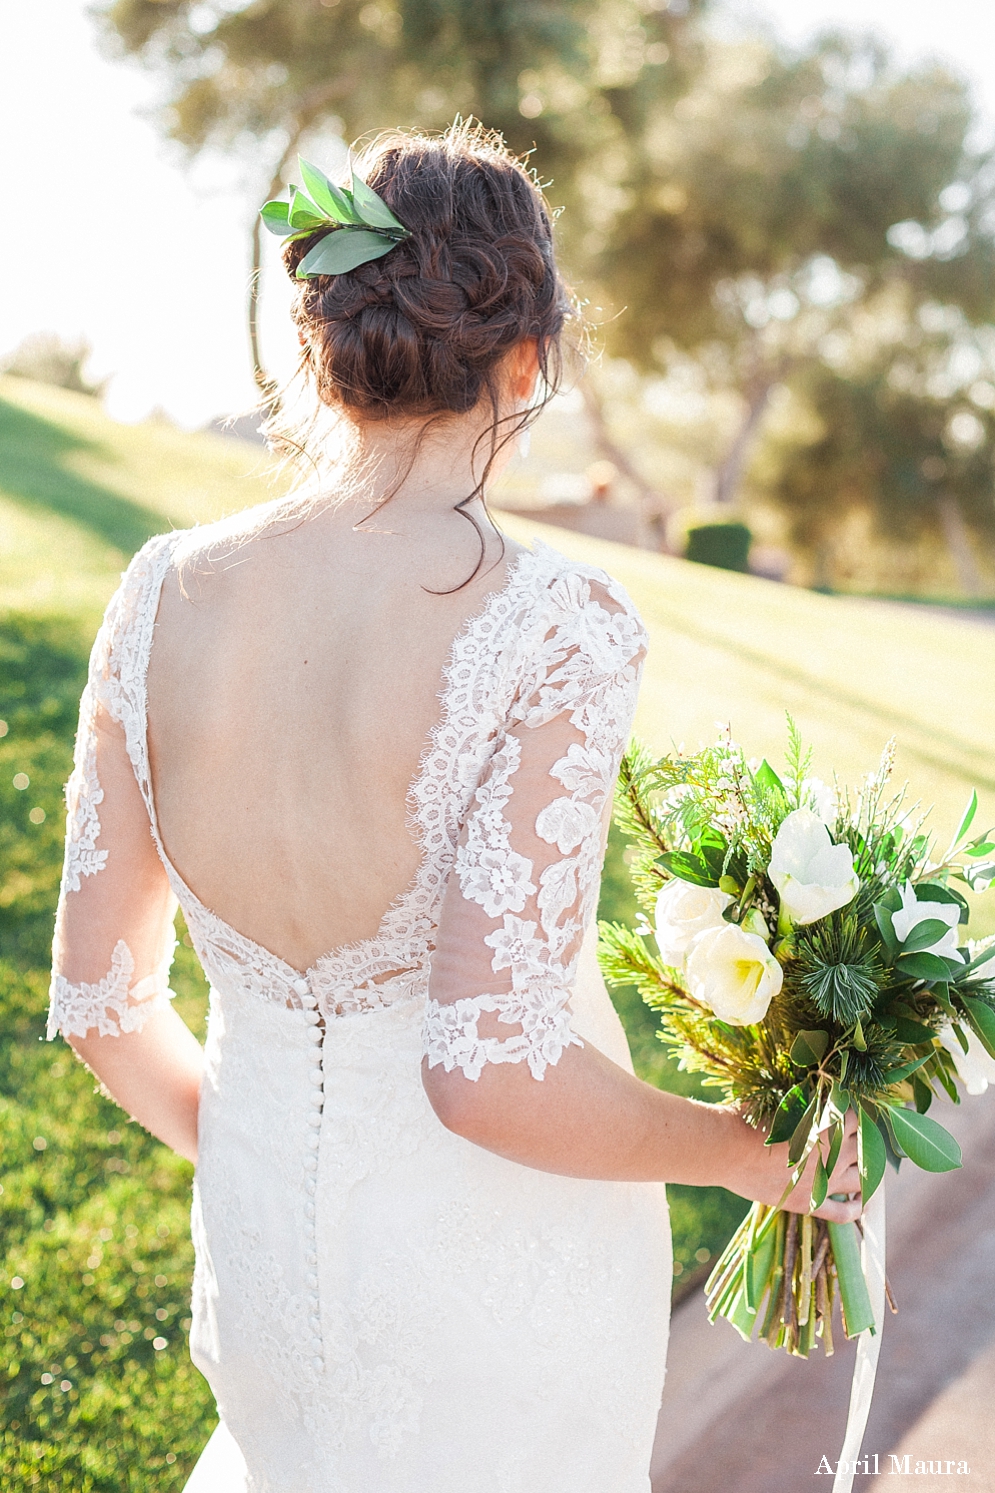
[518,425,532,458]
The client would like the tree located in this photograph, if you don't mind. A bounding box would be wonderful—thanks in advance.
[592,28,995,559]
[95,0,705,395]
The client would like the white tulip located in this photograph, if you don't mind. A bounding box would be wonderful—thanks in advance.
[936,1022,995,1095]
[891,881,964,963]
[769,808,860,926]
[685,923,783,1026]
[654,880,732,967]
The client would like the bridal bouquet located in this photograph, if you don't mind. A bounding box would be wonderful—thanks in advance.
[598,722,995,1357]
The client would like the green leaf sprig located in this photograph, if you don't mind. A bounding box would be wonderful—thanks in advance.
[260,155,411,279]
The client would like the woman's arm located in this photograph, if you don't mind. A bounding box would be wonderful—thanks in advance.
[70,1008,203,1165]
[423,1041,860,1220]
[422,570,859,1222]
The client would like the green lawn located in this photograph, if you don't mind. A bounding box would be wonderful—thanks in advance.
[2,378,993,1487]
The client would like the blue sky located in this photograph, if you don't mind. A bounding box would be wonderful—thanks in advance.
[2,0,993,427]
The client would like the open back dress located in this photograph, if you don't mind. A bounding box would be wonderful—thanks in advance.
[48,526,671,1493]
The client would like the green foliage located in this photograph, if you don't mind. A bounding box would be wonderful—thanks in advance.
[0,613,215,1487]
[261,157,412,277]
[684,522,752,573]
[793,913,882,1025]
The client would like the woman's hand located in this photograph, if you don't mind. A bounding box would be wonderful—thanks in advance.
[721,1106,862,1224]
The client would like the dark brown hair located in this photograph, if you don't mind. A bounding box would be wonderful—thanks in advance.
[283,120,571,427]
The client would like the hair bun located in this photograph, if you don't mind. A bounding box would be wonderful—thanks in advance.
[284,121,570,419]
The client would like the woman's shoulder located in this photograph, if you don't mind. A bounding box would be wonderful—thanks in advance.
[515,538,647,651]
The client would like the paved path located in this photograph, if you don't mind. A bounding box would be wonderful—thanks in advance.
[651,1088,995,1492]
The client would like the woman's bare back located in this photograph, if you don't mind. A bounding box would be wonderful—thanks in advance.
[146,500,523,972]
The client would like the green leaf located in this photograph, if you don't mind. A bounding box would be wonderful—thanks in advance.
[825,1118,843,1178]
[879,1115,905,1170]
[951,789,978,850]
[788,1095,818,1165]
[287,187,329,232]
[912,1073,934,1113]
[899,918,955,954]
[351,167,408,231]
[873,902,898,957]
[858,1104,886,1202]
[765,1084,808,1146]
[897,950,959,983]
[296,229,400,278]
[884,1106,962,1172]
[658,851,720,888]
[298,156,361,223]
[810,1152,829,1210]
[960,995,995,1059]
[744,1225,778,1315]
[957,943,995,979]
[754,759,785,795]
[965,840,995,858]
[789,1029,830,1066]
[259,199,294,235]
[882,1052,932,1084]
[826,1220,875,1336]
[893,1016,936,1045]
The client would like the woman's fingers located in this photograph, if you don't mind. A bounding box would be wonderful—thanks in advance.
[812,1192,862,1223]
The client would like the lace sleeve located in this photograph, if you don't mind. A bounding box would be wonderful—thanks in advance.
[423,568,646,1081]
[48,547,179,1041]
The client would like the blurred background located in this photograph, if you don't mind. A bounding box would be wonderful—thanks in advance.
[2,2,995,1489]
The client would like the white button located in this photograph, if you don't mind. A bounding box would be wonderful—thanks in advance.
[291,977,309,996]
[304,1156,318,1173]
[310,1093,323,1109]
[312,1357,324,1372]
[305,1251,317,1266]
[304,1008,320,1025]
[304,1202,315,1219]
[307,1028,322,1045]
[304,1178,316,1195]
[308,1113,321,1128]
[309,1315,321,1332]
[309,1050,322,1065]
[308,1276,318,1291]
[307,1133,319,1149]
[309,1070,323,1086]
[310,1335,322,1351]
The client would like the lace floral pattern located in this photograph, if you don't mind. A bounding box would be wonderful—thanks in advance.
[423,560,646,1081]
[62,686,108,893]
[47,938,173,1040]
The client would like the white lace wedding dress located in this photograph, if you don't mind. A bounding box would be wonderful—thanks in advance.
[48,531,672,1492]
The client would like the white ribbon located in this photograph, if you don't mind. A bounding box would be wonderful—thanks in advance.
[832,1183,887,1493]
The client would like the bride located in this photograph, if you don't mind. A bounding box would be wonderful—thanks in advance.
[48,122,859,1492]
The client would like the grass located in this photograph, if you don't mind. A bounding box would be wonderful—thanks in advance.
[2,378,994,1484]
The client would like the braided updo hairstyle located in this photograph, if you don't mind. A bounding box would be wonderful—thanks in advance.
[282,121,572,429]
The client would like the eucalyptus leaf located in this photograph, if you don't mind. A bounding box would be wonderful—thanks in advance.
[951,789,978,849]
[287,187,329,231]
[882,1052,932,1084]
[897,950,959,983]
[965,840,995,858]
[658,850,719,888]
[873,903,898,956]
[893,1015,936,1045]
[858,1104,886,1202]
[789,1029,829,1066]
[899,918,955,955]
[765,1083,808,1146]
[260,199,293,235]
[297,229,399,278]
[878,1115,905,1171]
[810,1152,829,1210]
[884,1106,962,1172]
[912,1073,934,1113]
[298,156,360,223]
[960,995,995,1060]
[825,1118,843,1178]
[351,168,408,231]
[788,1095,818,1165]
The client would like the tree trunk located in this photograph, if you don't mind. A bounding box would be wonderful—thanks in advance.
[578,378,675,547]
[937,493,984,598]
[249,130,307,403]
[712,378,774,508]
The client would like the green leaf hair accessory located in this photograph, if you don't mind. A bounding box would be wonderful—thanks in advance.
[260,156,411,279]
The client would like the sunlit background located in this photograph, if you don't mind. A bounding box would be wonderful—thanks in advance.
[2,0,995,429]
